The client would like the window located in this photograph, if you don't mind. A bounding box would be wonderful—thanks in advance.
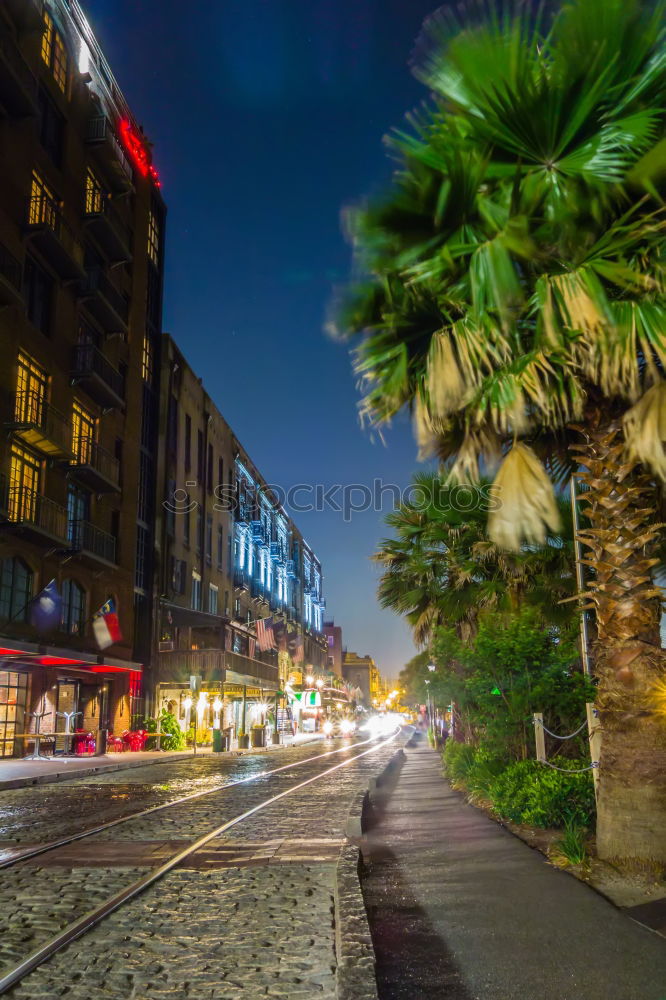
[183,503,191,547]
[66,484,90,547]
[28,171,56,228]
[217,525,224,570]
[135,524,149,591]
[84,168,105,215]
[15,352,48,425]
[207,444,213,493]
[61,580,85,635]
[184,414,191,472]
[0,558,33,622]
[191,571,202,611]
[147,209,160,266]
[196,508,203,554]
[141,335,154,383]
[41,9,68,93]
[38,88,64,165]
[167,395,178,459]
[218,457,223,493]
[137,452,153,523]
[197,430,204,483]
[23,257,53,336]
[172,558,186,595]
[71,400,96,465]
[234,596,241,618]
[224,590,229,616]
[206,515,213,565]
[8,445,40,523]
[208,584,218,615]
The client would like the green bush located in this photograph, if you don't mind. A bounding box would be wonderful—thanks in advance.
[489,759,595,829]
[144,711,186,751]
[442,740,477,784]
[464,748,507,802]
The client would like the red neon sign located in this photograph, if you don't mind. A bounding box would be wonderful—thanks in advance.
[118,119,161,187]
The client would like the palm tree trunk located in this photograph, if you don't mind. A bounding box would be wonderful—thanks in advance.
[571,413,666,869]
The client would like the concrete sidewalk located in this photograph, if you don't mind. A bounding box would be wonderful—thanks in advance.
[362,735,666,1000]
[0,735,323,791]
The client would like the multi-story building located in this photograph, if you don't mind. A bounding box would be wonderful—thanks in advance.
[323,620,343,677]
[0,0,164,755]
[342,652,382,708]
[152,336,327,736]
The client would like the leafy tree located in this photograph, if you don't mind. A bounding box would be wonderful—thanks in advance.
[339,0,666,867]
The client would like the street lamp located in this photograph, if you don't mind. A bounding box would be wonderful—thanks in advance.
[306,674,314,685]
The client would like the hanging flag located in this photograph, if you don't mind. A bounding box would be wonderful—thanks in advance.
[256,616,276,652]
[272,620,287,652]
[293,632,304,663]
[93,598,123,650]
[248,636,256,659]
[287,630,304,663]
[30,580,62,633]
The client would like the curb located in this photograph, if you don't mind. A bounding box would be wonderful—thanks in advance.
[334,748,405,1000]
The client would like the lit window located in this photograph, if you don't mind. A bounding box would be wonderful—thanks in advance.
[71,400,96,465]
[28,171,56,228]
[141,336,153,383]
[8,445,41,523]
[192,571,202,611]
[15,352,48,425]
[147,209,160,266]
[209,584,218,615]
[61,580,85,634]
[85,168,104,215]
[41,10,68,93]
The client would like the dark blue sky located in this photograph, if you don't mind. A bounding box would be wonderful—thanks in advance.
[84,0,440,680]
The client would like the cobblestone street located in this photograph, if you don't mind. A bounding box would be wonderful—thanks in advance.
[0,733,405,998]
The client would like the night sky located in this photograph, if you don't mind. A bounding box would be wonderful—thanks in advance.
[83,0,441,680]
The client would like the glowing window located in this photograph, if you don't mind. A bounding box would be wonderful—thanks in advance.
[141,336,153,383]
[147,209,160,266]
[71,401,96,465]
[85,168,104,215]
[8,445,41,523]
[29,171,56,228]
[15,352,47,425]
[41,10,68,93]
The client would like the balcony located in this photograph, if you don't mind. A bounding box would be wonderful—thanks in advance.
[155,648,279,689]
[285,559,297,579]
[9,392,73,458]
[270,542,284,565]
[250,520,266,543]
[24,196,85,280]
[235,501,250,526]
[0,241,22,308]
[0,31,38,118]
[70,343,125,409]
[0,474,7,519]
[3,487,68,544]
[69,439,120,493]
[85,116,134,192]
[83,198,132,264]
[3,0,43,32]
[224,650,279,689]
[233,568,249,591]
[68,519,116,567]
[80,266,129,334]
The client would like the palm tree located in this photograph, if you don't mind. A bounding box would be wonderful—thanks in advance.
[338,0,666,866]
[374,473,575,645]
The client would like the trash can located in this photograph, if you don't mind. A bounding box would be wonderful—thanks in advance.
[213,728,226,753]
[95,729,108,756]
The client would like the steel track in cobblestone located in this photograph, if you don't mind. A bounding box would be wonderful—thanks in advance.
[0,734,385,872]
[0,728,401,995]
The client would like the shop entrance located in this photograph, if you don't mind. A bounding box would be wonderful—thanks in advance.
[55,680,80,730]
[0,669,28,757]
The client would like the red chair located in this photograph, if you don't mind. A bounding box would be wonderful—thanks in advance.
[107,734,124,753]
[73,730,96,755]
[127,729,147,752]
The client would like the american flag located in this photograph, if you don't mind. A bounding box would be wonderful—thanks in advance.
[256,616,276,652]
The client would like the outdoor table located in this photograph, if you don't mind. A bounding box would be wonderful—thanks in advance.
[16,733,59,761]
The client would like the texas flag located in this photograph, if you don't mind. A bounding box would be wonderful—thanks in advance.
[93,598,123,650]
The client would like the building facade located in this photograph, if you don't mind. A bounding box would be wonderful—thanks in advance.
[151,336,327,737]
[0,0,164,755]
[342,652,382,708]
[323,620,343,677]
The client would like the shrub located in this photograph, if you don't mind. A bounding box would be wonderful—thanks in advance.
[144,711,186,751]
[489,759,595,829]
[549,818,590,868]
[464,749,507,802]
[442,740,477,785]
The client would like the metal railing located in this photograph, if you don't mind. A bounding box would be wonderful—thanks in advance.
[68,519,117,563]
[71,438,120,488]
[82,266,129,325]
[83,197,132,252]
[71,343,125,401]
[6,486,68,540]
[224,650,279,686]
[25,195,84,270]
[12,390,72,455]
[0,241,22,295]
[85,116,133,182]
[234,568,249,590]
[155,647,279,687]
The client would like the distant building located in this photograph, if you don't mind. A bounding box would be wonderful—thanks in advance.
[342,652,381,707]
[323,621,343,677]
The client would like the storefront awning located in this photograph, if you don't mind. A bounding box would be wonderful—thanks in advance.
[0,641,142,673]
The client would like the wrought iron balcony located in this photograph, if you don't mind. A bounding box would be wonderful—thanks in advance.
[285,559,297,579]
[155,648,279,688]
[80,266,129,333]
[9,391,74,459]
[0,30,38,118]
[69,439,121,493]
[68,519,117,566]
[70,343,125,409]
[251,520,266,543]
[0,241,22,308]
[233,568,249,591]
[83,197,132,264]
[24,195,85,280]
[85,116,133,191]
[269,542,284,565]
[4,487,68,544]
[223,650,279,688]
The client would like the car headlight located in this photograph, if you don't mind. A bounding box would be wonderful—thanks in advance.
[322,721,334,736]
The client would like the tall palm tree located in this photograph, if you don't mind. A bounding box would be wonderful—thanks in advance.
[338,0,666,866]
[374,473,575,645]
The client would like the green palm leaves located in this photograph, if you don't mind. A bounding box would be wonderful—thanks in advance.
[338,0,666,549]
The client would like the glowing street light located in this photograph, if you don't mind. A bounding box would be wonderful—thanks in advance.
[306,674,314,686]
